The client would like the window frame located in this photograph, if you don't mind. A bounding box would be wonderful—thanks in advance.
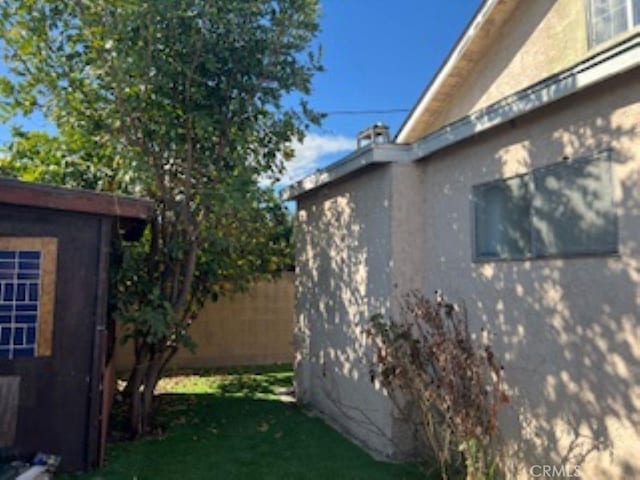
[586,0,640,48]
[471,150,619,263]
[0,237,58,359]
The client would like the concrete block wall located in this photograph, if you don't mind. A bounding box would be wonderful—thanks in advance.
[114,273,295,371]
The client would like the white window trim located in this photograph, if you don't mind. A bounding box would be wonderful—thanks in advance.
[587,0,639,47]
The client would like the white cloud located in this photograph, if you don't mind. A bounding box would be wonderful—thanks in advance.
[280,133,354,184]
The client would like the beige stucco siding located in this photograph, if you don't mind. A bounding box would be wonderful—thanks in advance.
[431,0,588,128]
[414,69,640,478]
[390,162,427,300]
[425,0,587,136]
[294,165,401,458]
[401,0,640,142]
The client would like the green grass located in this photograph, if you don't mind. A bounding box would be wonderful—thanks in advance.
[64,366,429,479]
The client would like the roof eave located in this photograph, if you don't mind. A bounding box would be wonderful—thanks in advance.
[0,177,154,221]
[395,0,501,143]
[281,143,412,200]
[409,33,640,161]
[283,33,640,201]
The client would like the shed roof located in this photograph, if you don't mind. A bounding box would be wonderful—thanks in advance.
[0,177,153,220]
[0,177,154,240]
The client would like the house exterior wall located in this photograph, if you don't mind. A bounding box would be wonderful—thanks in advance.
[294,165,402,459]
[114,273,295,370]
[390,162,426,300]
[412,69,640,478]
[293,68,639,478]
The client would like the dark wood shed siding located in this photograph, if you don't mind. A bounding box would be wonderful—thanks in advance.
[0,203,111,472]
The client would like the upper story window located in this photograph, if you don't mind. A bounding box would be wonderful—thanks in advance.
[588,0,640,46]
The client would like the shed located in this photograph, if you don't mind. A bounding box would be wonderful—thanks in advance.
[0,177,153,472]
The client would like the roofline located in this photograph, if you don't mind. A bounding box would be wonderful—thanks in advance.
[281,143,412,200]
[0,177,154,220]
[395,0,499,143]
[410,33,640,160]
[283,34,640,200]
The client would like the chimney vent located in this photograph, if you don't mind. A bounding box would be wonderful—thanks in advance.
[357,123,390,149]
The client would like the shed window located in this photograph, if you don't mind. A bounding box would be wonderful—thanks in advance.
[588,0,640,46]
[473,152,617,261]
[0,238,57,359]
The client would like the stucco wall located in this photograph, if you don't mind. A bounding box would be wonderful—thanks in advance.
[114,273,294,370]
[390,162,426,299]
[412,69,640,478]
[401,0,640,142]
[294,165,402,459]
[431,0,588,129]
[420,0,640,140]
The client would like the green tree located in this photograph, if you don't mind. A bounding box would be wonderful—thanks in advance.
[0,0,319,436]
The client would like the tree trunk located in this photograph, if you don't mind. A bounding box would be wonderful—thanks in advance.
[126,344,179,438]
[128,350,148,437]
[121,341,144,399]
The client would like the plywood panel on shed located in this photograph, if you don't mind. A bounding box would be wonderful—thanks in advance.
[0,376,20,447]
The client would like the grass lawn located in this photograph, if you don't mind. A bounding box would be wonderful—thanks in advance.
[64,365,429,479]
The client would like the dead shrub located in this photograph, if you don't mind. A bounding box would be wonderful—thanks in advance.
[367,291,509,480]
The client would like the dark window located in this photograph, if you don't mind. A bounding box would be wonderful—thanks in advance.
[532,156,617,256]
[474,175,532,260]
[0,250,41,359]
[473,152,617,261]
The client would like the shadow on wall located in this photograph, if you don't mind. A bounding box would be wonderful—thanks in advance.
[423,72,640,478]
[294,166,416,459]
[293,69,639,475]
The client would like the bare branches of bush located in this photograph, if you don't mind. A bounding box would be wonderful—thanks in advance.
[367,291,509,480]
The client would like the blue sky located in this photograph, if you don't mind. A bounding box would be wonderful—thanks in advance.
[282,0,481,184]
[0,1,482,184]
